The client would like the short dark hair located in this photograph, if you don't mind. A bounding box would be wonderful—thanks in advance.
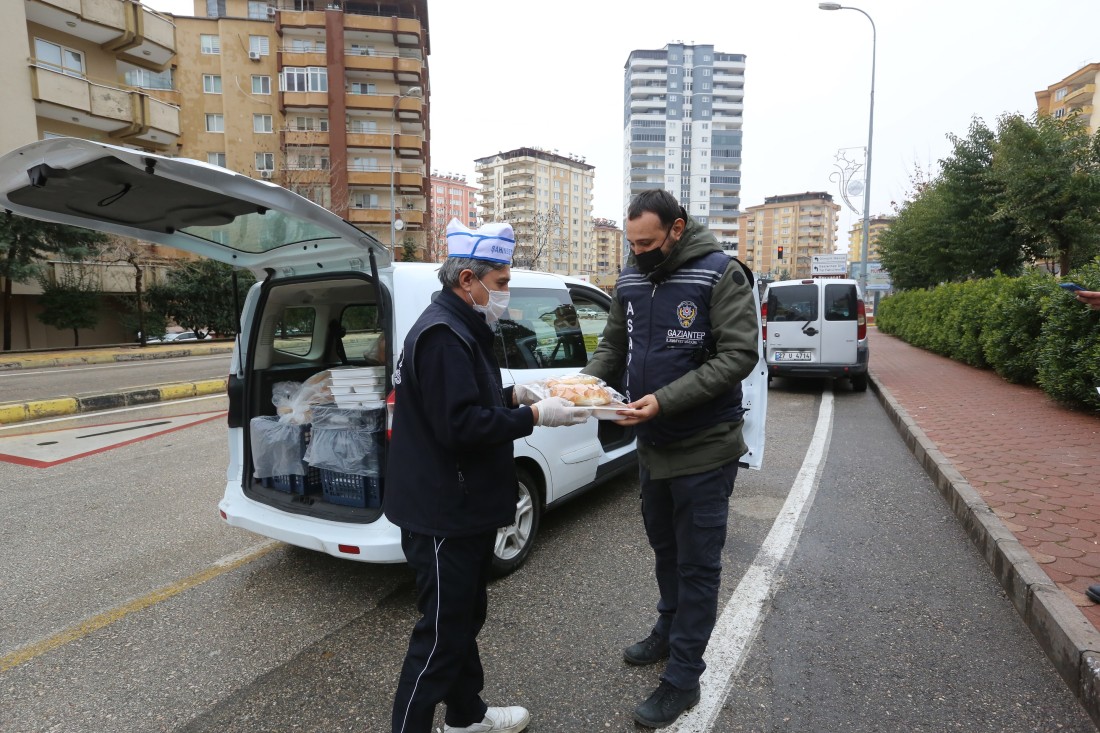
[438,256,507,287]
[627,189,686,228]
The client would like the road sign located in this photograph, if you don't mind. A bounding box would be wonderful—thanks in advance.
[811,253,848,276]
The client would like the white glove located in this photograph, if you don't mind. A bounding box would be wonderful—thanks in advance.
[513,383,540,406]
[532,396,590,427]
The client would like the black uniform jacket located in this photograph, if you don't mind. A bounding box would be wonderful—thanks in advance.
[383,288,536,536]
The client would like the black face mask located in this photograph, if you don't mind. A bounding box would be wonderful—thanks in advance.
[634,227,674,274]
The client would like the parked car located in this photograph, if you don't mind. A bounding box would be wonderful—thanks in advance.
[762,277,869,391]
[163,331,198,343]
[0,137,768,574]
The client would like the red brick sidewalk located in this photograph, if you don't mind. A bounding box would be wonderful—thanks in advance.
[869,330,1100,629]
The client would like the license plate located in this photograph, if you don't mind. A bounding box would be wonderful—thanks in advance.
[774,350,812,362]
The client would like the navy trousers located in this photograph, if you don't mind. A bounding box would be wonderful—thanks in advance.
[391,530,495,733]
[640,461,739,690]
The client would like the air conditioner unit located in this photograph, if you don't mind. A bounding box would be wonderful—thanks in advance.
[266,6,276,16]
[260,170,273,179]
[248,51,261,61]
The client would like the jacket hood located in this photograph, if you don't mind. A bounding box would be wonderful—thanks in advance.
[630,215,723,281]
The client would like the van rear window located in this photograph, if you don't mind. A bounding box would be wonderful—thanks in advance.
[824,284,858,321]
[767,285,818,322]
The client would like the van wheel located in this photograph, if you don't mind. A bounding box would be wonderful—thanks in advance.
[850,374,868,392]
[491,468,541,577]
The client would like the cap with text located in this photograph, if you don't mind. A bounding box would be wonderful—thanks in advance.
[446,219,515,264]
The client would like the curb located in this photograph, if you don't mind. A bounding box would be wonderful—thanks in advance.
[0,344,234,371]
[869,373,1100,728]
[0,378,228,426]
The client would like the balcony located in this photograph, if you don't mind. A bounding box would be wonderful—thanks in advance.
[344,52,423,84]
[282,128,330,146]
[282,90,329,109]
[281,167,329,185]
[343,11,423,50]
[27,0,176,71]
[1064,83,1095,105]
[344,131,423,157]
[30,64,179,149]
[347,207,424,227]
[344,93,424,120]
[344,170,425,194]
[279,49,327,68]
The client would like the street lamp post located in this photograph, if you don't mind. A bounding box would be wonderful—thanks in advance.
[390,85,423,256]
[819,2,875,294]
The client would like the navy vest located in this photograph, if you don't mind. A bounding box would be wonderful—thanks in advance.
[616,251,745,446]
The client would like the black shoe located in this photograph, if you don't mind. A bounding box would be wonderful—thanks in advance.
[1088,585,1100,603]
[633,680,701,728]
[623,632,670,666]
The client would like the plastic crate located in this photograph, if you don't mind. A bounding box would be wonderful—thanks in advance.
[320,469,382,508]
[262,466,321,495]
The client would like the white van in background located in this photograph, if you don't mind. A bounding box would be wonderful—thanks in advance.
[762,278,869,391]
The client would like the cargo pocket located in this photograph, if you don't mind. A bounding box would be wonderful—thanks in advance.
[691,503,729,567]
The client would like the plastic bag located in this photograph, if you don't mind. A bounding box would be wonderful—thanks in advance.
[250,416,310,477]
[519,374,626,407]
[272,371,333,424]
[305,425,384,477]
[310,404,386,431]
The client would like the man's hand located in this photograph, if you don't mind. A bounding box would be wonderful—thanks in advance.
[532,397,590,427]
[1076,290,1100,310]
[615,394,660,426]
[513,383,541,405]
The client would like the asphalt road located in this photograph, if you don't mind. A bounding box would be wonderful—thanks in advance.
[0,384,1093,732]
[0,354,233,404]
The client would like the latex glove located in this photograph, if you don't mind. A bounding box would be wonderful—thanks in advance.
[532,396,590,427]
[513,383,540,406]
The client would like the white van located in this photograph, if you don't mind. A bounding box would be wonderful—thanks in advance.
[763,278,869,391]
[0,137,768,574]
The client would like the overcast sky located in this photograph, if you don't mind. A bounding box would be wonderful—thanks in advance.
[145,0,1097,245]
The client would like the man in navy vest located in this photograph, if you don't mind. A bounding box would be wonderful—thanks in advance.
[385,220,588,733]
[583,190,760,728]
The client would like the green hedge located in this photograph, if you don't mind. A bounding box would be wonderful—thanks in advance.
[876,262,1100,411]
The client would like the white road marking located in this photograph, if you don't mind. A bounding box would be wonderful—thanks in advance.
[0,394,225,434]
[0,355,229,377]
[670,391,835,732]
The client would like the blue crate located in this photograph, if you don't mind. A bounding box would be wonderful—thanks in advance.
[262,466,322,495]
[320,469,382,508]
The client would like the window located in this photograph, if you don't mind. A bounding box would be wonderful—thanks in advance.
[349,81,376,95]
[200,34,220,54]
[125,68,173,90]
[340,305,384,364]
[207,152,227,167]
[251,75,271,94]
[824,284,858,321]
[349,119,375,133]
[205,114,224,132]
[351,192,380,208]
[203,74,222,94]
[34,39,84,78]
[248,1,270,19]
[281,67,327,92]
[1055,87,1068,101]
[255,152,275,171]
[274,306,315,356]
[249,35,270,56]
[491,289,604,370]
[254,114,273,133]
[767,285,818,323]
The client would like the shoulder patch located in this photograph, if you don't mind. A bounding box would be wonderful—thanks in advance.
[731,270,745,286]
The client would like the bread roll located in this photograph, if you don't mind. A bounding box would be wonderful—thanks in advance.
[547,378,612,406]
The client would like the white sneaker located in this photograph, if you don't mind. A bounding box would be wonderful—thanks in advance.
[443,705,530,733]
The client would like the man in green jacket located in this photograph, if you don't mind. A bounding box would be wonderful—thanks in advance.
[583,189,759,728]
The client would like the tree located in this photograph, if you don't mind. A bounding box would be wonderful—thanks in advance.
[99,236,158,345]
[401,234,419,262]
[146,258,255,337]
[512,206,564,271]
[0,213,106,350]
[35,264,101,346]
[991,113,1100,276]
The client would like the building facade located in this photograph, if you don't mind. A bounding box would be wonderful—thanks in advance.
[846,215,894,268]
[623,43,745,252]
[1036,62,1099,133]
[172,0,431,254]
[475,147,595,276]
[590,217,623,292]
[426,172,478,262]
[737,192,840,280]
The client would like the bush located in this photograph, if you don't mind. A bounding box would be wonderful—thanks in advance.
[1035,260,1100,410]
[979,270,1050,383]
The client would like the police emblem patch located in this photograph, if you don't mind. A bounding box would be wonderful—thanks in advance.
[676,300,698,328]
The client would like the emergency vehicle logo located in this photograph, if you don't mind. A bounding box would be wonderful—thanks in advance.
[676,300,698,328]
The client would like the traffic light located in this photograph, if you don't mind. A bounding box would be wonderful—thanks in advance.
[777,245,784,260]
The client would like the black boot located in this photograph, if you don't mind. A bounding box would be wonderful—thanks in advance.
[633,680,701,728]
[623,632,670,665]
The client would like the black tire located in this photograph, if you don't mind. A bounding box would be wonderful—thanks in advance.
[491,467,541,577]
[850,374,868,392]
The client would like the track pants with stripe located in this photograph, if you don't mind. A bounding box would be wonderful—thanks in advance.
[391,529,494,733]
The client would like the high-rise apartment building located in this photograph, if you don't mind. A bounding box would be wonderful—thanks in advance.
[475,147,595,275]
[847,216,894,268]
[737,192,839,280]
[1036,62,1099,133]
[171,0,430,253]
[623,43,744,252]
[593,218,624,276]
[426,172,478,262]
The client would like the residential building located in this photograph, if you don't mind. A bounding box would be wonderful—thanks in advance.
[623,43,744,252]
[475,147,595,276]
[737,192,840,280]
[426,172,478,262]
[171,0,431,255]
[1036,62,1099,132]
[847,215,894,268]
[591,217,623,293]
[2,0,186,349]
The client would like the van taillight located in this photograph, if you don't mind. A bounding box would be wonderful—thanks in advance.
[760,302,768,342]
[386,389,395,442]
[857,300,867,340]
